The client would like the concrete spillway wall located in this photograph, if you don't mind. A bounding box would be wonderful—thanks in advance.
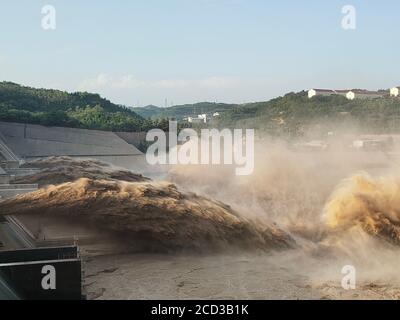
[0,122,146,169]
[0,122,143,157]
[115,131,147,148]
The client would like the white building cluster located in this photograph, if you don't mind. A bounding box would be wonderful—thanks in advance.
[308,87,400,100]
[184,112,220,124]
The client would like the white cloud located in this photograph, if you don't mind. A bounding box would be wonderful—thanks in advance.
[77,73,253,106]
[79,74,240,91]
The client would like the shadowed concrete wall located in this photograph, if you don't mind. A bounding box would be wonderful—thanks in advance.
[0,122,145,169]
[0,122,143,157]
[116,131,147,149]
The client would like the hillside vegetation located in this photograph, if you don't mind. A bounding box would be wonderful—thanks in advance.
[214,91,400,137]
[133,102,237,120]
[0,82,163,131]
[2,82,399,136]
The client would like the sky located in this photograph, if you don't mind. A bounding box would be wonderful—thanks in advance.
[0,0,399,107]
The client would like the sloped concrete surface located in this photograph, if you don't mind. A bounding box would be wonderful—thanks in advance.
[0,122,143,158]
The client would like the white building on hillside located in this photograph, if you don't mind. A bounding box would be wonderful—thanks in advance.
[390,87,400,97]
[187,116,204,124]
[350,90,386,99]
[308,89,350,99]
[345,91,355,100]
[185,112,222,124]
[308,89,336,98]
[198,114,208,123]
[308,88,385,100]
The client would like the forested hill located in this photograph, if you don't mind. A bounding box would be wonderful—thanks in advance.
[133,102,237,120]
[2,82,399,135]
[0,82,159,131]
[0,81,141,115]
[132,105,163,119]
[214,91,400,136]
[134,91,400,136]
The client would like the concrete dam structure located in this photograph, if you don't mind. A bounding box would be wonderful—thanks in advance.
[0,127,38,200]
[0,121,151,200]
[0,121,145,169]
[0,122,135,299]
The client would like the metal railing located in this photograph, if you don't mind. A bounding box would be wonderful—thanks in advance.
[0,132,19,162]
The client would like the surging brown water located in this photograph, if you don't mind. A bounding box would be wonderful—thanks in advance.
[1,157,295,253]
[323,173,400,245]
[4,140,400,259]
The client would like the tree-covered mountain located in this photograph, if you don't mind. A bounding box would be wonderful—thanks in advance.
[214,91,400,137]
[0,82,159,131]
[131,105,163,119]
[134,91,400,137]
[133,102,237,120]
[2,82,399,136]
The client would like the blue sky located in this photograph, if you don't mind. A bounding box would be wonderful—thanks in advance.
[0,0,399,106]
